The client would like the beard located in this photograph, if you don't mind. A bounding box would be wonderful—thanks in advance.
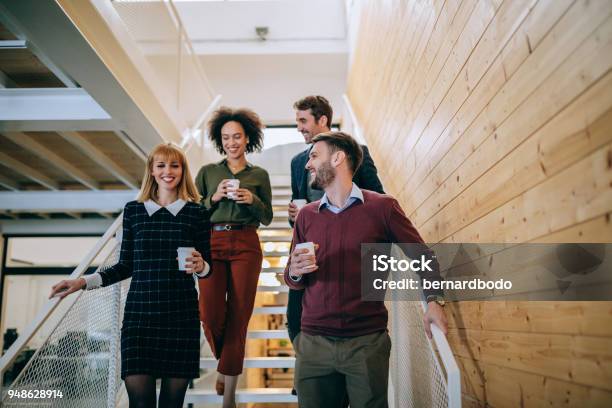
[310,160,336,190]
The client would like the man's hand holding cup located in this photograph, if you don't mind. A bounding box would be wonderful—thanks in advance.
[289,242,318,279]
[288,199,307,223]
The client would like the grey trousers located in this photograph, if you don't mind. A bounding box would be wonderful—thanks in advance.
[294,330,391,408]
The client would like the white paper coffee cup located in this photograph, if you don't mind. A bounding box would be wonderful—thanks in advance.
[295,242,316,271]
[226,179,240,200]
[295,242,315,255]
[293,199,307,209]
[177,247,196,271]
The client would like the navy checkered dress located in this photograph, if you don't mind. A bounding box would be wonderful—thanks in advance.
[99,201,211,379]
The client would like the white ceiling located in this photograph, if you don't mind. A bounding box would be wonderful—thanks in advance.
[116,0,350,124]
[119,0,349,54]
[174,0,348,55]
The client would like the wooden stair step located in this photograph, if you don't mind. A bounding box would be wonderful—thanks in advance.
[181,388,297,403]
[200,356,294,369]
[253,306,287,314]
[247,330,289,339]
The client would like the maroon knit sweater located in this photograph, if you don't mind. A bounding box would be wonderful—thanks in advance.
[284,189,442,337]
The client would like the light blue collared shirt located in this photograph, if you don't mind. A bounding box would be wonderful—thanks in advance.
[318,183,364,214]
[288,183,364,283]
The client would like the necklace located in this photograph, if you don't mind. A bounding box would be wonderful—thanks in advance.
[228,161,246,172]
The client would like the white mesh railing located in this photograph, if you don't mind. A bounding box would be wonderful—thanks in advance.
[0,218,127,408]
[385,241,461,408]
[387,299,461,408]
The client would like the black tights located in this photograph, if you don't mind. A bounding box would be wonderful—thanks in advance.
[125,374,190,408]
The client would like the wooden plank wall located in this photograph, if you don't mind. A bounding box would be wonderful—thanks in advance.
[347,0,612,406]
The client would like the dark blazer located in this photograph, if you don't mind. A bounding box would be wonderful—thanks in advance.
[290,144,385,202]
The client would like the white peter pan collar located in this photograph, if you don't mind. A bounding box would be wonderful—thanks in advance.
[144,199,187,217]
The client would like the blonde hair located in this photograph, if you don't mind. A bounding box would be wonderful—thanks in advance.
[136,143,201,203]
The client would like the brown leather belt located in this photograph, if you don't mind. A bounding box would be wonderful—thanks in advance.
[212,224,256,231]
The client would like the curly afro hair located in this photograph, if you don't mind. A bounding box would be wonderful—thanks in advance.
[208,107,264,155]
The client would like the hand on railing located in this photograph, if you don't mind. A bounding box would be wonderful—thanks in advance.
[49,278,86,299]
[422,302,448,339]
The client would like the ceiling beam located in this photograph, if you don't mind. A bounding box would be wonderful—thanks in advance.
[0,0,169,153]
[59,131,139,189]
[0,4,76,87]
[0,88,111,121]
[0,119,119,133]
[0,151,58,190]
[0,218,114,235]
[0,174,19,190]
[0,70,17,88]
[23,41,78,87]
[113,130,147,161]
[0,211,17,219]
[0,190,137,212]
[0,39,26,49]
[3,132,101,190]
[0,87,118,132]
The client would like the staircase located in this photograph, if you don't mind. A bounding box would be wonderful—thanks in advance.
[0,175,461,408]
[183,176,297,406]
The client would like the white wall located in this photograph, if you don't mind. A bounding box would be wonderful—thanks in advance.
[1,275,75,350]
[200,53,348,124]
[248,142,304,176]
[6,237,115,267]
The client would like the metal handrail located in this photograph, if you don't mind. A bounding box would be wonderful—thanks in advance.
[420,300,461,408]
[180,94,222,151]
[165,0,216,99]
[159,0,222,152]
[342,93,365,143]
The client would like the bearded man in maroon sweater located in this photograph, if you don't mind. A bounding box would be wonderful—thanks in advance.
[284,131,448,408]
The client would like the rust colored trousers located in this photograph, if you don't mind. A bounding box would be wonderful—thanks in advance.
[198,227,262,376]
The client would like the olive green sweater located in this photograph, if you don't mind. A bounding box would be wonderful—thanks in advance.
[195,160,273,226]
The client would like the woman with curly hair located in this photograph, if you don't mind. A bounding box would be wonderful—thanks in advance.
[195,107,272,408]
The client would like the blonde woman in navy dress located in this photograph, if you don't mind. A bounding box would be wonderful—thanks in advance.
[49,143,212,408]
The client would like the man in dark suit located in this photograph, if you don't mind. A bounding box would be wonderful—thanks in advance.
[287,95,385,340]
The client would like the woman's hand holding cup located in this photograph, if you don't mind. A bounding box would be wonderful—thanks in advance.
[212,179,233,203]
[185,250,206,274]
[235,188,253,204]
[178,247,206,274]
